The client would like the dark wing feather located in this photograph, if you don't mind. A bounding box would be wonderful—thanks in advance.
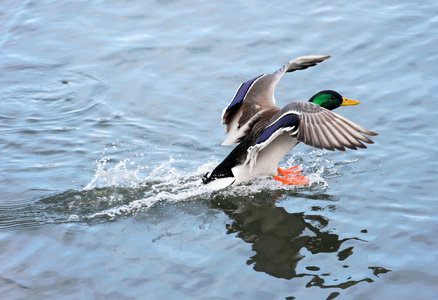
[253,113,299,146]
[221,74,265,130]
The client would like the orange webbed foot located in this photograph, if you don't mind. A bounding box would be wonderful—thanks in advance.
[277,166,302,177]
[274,166,309,185]
[273,175,309,185]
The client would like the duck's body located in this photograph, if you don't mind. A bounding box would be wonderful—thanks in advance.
[202,55,377,190]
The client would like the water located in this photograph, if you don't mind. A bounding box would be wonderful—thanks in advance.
[1,0,438,299]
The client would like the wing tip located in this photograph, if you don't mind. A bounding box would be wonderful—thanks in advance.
[285,55,331,73]
[366,130,379,136]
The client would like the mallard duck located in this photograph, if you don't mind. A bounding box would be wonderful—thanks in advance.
[202,55,377,190]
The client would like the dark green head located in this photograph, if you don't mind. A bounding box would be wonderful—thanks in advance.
[308,90,360,110]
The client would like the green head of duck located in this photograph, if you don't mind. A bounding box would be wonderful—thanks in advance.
[309,90,360,110]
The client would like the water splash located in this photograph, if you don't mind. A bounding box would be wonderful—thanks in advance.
[85,157,217,220]
[83,157,146,190]
[2,151,355,229]
[80,152,342,221]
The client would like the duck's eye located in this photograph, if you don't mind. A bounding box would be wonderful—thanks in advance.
[331,96,336,100]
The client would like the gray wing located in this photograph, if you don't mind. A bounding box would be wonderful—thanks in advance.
[289,102,378,151]
[244,102,378,171]
[221,55,331,146]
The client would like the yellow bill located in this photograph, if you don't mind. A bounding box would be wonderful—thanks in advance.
[341,97,360,106]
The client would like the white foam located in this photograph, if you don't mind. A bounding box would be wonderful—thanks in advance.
[82,158,218,220]
[79,151,349,221]
[83,158,146,190]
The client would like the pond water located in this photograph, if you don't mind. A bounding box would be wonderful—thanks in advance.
[1,0,438,299]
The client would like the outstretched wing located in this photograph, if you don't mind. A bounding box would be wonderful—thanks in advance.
[291,102,378,151]
[244,101,378,172]
[221,55,331,146]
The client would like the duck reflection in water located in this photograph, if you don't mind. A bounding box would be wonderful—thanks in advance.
[210,192,378,288]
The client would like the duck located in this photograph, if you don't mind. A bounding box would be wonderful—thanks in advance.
[202,55,378,190]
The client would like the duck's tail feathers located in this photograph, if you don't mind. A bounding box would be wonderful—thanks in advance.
[202,173,235,190]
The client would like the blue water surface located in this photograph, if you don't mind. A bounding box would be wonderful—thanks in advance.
[1,0,438,299]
